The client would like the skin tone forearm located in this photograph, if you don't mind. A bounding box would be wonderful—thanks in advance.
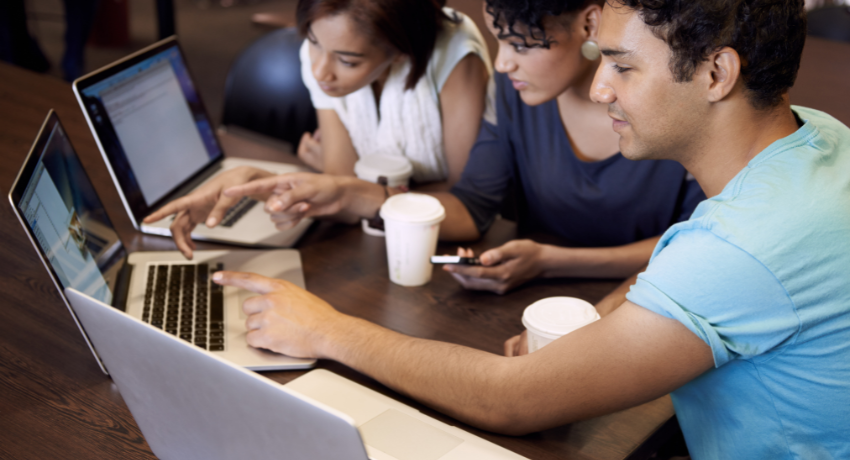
[337,182,480,241]
[235,174,480,240]
[217,271,714,435]
[438,54,489,188]
[446,237,657,294]
[536,237,658,279]
[318,303,712,434]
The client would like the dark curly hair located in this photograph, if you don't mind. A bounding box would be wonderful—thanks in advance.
[484,0,603,49]
[612,0,807,109]
[296,0,457,90]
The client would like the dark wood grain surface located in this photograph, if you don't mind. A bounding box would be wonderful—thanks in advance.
[1,36,847,460]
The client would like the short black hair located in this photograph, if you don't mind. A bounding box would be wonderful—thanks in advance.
[612,0,807,109]
[484,0,603,49]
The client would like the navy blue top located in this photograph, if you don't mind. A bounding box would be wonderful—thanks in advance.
[450,73,706,247]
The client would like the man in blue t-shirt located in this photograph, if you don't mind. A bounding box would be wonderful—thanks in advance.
[208,0,849,457]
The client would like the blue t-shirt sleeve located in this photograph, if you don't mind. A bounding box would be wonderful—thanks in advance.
[449,116,514,235]
[626,229,799,367]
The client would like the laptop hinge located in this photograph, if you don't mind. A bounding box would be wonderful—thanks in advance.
[112,262,134,312]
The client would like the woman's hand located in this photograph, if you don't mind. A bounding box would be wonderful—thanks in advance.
[143,166,273,259]
[297,129,324,172]
[443,240,545,294]
[504,330,529,357]
[224,172,359,231]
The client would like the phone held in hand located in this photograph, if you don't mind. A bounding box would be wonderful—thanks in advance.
[430,255,481,265]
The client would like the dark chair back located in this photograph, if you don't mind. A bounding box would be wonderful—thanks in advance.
[222,28,318,147]
[807,5,850,43]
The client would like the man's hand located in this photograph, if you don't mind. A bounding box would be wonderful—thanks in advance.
[224,172,351,231]
[297,129,323,172]
[443,240,545,294]
[212,270,345,359]
[142,166,273,259]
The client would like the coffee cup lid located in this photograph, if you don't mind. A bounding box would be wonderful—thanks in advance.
[522,297,600,340]
[380,193,445,224]
[354,154,413,181]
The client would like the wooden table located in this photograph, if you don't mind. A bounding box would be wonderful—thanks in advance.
[1,36,848,460]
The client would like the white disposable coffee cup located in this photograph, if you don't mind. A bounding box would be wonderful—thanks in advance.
[355,154,414,237]
[379,193,445,286]
[522,297,600,353]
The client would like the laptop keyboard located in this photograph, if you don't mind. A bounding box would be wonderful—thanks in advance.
[142,262,225,351]
[220,197,258,228]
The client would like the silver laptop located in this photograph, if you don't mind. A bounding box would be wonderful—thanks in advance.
[72,36,311,247]
[65,287,528,460]
[8,111,315,373]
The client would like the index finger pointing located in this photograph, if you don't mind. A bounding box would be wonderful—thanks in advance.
[212,270,291,294]
[224,176,289,199]
[144,197,194,223]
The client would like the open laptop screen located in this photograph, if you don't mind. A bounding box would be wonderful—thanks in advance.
[75,38,222,218]
[11,113,127,306]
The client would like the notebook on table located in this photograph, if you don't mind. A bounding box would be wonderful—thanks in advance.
[8,110,314,372]
[65,286,529,460]
[72,36,311,247]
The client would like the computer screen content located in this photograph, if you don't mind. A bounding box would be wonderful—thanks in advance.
[17,122,126,305]
[80,45,221,208]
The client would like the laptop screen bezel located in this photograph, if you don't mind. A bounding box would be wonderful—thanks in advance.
[8,110,132,375]
[72,36,225,227]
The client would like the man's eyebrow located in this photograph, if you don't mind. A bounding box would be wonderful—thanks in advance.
[333,50,365,57]
[601,48,635,58]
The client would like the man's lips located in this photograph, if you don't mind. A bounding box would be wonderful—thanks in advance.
[609,113,628,132]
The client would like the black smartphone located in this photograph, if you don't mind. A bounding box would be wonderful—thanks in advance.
[430,255,481,265]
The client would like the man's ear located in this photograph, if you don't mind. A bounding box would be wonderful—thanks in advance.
[704,47,741,103]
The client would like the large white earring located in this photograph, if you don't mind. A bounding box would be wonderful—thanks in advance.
[581,40,600,61]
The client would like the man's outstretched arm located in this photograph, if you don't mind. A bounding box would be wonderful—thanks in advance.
[215,271,714,435]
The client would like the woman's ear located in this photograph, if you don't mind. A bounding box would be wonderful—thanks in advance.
[391,48,407,65]
[581,4,603,41]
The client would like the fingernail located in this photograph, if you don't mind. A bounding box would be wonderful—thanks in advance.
[299,203,309,212]
[206,217,216,227]
[212,272,222,281]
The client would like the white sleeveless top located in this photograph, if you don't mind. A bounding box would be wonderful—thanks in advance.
[300,9,492,183]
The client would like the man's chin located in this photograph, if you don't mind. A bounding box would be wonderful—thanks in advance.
[618,140,652,161]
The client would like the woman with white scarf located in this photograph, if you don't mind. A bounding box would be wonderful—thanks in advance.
[145,0,491,254]
[295,0,492,187]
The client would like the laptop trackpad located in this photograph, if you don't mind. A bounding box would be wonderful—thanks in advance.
[360,409,463,460]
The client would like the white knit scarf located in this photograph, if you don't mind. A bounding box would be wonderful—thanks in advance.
[333,59,447,184]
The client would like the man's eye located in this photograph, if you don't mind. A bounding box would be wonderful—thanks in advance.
[613,64,630,74]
